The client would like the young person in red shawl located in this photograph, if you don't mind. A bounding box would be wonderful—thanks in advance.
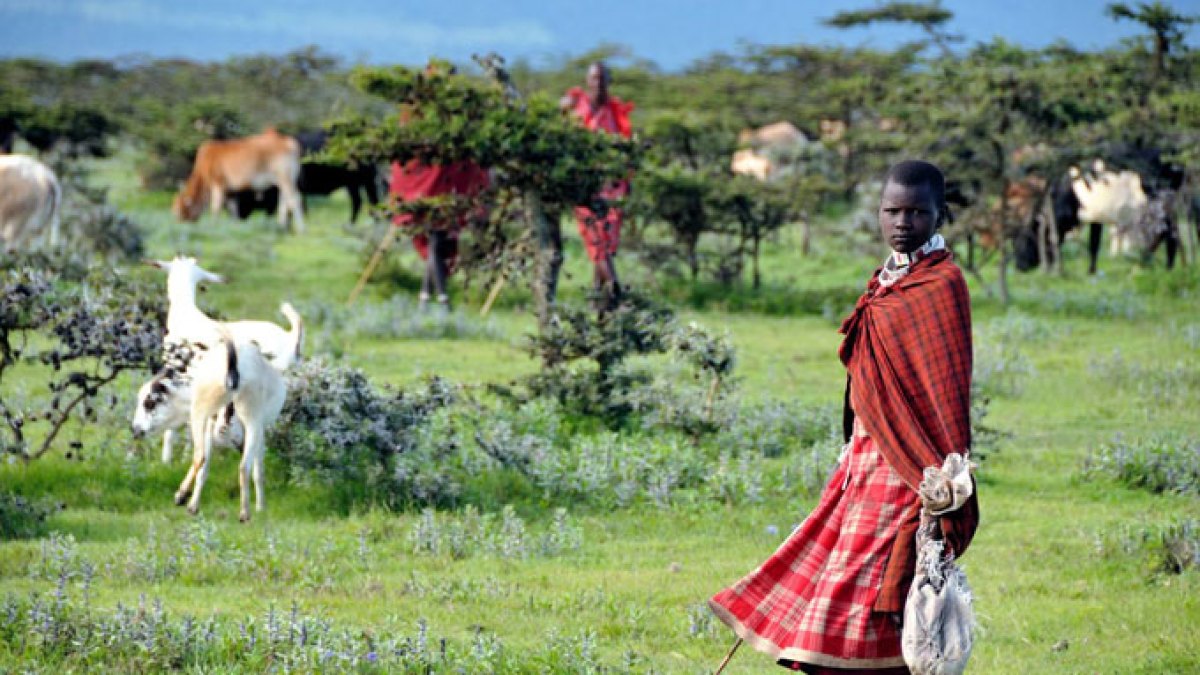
[560,61,634,308]
[709,160,980,674]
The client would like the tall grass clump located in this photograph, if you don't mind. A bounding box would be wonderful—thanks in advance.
[0,492,57,540]
[1082,434,1200,496]
[1016,287,1147,320]
[1094,518,1200,575]
[304,296,508,346]
[1087,349,1200,404]
[0,585,624,672]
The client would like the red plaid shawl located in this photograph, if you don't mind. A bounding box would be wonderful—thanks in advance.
[838,249,980,612]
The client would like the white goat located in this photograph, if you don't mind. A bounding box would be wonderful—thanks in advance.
[131,341,245,458]
[172,328,286,522]
[149,256,304,372]
[142,256,302,462]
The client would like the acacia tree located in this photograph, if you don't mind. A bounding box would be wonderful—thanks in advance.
[824,1,963,56]
[746,44,912,200]
[1107,1,1197,93]
[904,40,1114,298]
[325,58,637,331]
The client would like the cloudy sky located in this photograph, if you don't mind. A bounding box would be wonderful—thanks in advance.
[1,0,1197,70]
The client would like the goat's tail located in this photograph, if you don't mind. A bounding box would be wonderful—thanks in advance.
[280,302,304,364]
[215,325,240,392]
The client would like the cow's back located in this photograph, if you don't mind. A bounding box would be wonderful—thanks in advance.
[1073,169,1147,224]
[196,131,301,192]
[0,155,59,247]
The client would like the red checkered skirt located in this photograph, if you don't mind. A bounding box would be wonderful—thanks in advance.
[709,435,916,671]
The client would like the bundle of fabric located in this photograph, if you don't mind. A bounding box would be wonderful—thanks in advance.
[903,452,977,675]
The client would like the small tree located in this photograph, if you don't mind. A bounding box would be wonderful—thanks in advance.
[325,58,637,331]
[0,260,163,462]
[1107,1,1197,93]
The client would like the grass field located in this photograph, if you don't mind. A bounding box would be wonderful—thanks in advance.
[2,162,1199,673]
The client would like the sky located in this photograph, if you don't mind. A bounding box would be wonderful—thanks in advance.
[1,0,1198,71]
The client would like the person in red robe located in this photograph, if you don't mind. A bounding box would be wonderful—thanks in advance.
[386,63,491,312]
[388,160,489,311]
[709,160,980,674]
[560,61,634,309]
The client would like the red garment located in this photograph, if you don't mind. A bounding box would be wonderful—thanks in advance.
[709,435,913,670]
[837,249,979,613]
[563,87,634,138]
[388,159,490,268]
[564,87,633,262]
[709,249,978,672]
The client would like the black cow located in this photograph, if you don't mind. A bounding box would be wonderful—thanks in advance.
[226,130,380,224]
[0,116,15,154]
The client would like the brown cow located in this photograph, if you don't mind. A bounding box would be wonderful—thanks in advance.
[173,129,305,233]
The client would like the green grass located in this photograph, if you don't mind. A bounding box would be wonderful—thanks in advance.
[2,158,1199,672]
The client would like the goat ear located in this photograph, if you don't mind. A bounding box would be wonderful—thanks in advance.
[144,259,170,270]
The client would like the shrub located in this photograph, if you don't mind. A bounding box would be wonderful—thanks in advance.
[718,400,839,459]
[1082,434,1200,495]
[499,291,737,432]
[1094,518,1200,575]
[0,259,163,462]
[0,492,56,540]
[973,339,1035,398]
[267,358,458,509]
[61,186,145,262]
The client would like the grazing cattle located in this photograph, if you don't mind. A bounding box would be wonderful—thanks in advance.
[0,154,61,251]
[731,121,815,181]
[1016,146,1186,273]
[1016,162,1154,274]
[1072,162,1148,254]
[173,128,305,233]
[226,129,380,224]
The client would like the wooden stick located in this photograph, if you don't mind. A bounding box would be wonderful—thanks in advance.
[713,637,743,675]
[347,226,399,306]
[479,273,507,317]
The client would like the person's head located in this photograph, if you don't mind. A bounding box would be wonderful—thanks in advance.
[586,62,610,101]
[878,159,947,254]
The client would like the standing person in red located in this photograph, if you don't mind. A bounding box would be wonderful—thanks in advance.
[709,160,980,674]
[384,62,490,312]
[389,159,489,311]
[560,61,634,309]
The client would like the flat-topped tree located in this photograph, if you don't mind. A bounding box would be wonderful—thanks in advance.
[1107,1,1197,93]
[325,58,637,330]
[823,1,962,56]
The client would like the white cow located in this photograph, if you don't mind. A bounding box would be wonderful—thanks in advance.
[0,155,61,251]
[1069,160,1149,256]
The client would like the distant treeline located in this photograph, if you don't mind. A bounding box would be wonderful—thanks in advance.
[2,2,1197,295]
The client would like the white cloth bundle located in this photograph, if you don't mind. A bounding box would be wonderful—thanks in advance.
[903,453,977,675]
[918,452,974,516]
